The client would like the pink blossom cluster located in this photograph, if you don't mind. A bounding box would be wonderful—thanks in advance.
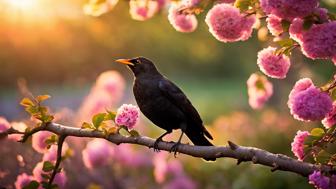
[15,161,68,189]
[33,162,67,188]
[266,15,283,36]
[115,104,140,129]
[153,152,197,189]
[129,0,161,21]
[82,139,114,169]
[291,130,309,161]
[247,73,273,109]
[113,144,151,167]
[288,78,332,122]
[32,131,53,153]
[289,19,336,64]
[322,102,336,129]
[205,4,256,43]
[260,0,319,20]
[168,2,198,33]
[77,70,125,123]
[309,171,336,189]
[14,173,34,189]
[257,46,291,79]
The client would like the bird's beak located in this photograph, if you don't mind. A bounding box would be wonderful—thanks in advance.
[115,59,134,66]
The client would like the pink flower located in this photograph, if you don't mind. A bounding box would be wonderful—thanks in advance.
[0,117,10,133]
[163,176,197,189]
[77,70,125,123]
[291,130,309,160]
[266,15,283,36]
[288,79,332,122]
[157,0,168,10]
[114,144,151,167]
[33,162,67,189]
[290,19,336,62]
[94,71,125,104]
[309,171,330,189]
[129,0,159,21]
[43,143,69,163]
[322,102,336,129]
[82,139,114,169]
[32,131,53,153]
[300,21,336,62]
[14,173,34,189]
[205,3,256,43]
[184,0,201,7]
[115,104,140,129]
[289,18,304,42]
[8,122,27,141]
[153,153,169,183]
[83,0,119,17]
[257,46,291,79]
[247,73,273,109]
[153,152,188,183]
[168,3,198,33]
[260,0,319,20]
[313,8,329,23]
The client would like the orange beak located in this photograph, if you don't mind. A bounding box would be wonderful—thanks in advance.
[115,59,134,66]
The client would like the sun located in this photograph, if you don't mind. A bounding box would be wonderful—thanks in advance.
[5,0,38,11]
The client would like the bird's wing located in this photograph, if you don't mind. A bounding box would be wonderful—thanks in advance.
[158,78,213,140]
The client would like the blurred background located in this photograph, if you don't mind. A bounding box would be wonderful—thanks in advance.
[0,0,335,188]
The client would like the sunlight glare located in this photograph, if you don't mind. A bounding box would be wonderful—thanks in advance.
[6,0,37,10]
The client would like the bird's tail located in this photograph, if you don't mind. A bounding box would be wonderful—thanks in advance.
[185,127,216,161]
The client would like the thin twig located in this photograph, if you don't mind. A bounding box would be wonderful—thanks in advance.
[48,135,67,187]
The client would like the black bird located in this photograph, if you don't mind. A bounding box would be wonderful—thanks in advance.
[116,57,215,161]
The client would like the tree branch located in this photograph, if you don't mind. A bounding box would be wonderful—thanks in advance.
[4,122,336,177]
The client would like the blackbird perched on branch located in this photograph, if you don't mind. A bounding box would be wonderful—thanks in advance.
[116,57,215,161]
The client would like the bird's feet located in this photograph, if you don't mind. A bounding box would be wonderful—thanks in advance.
[153,138,162,152]
[169,142,181,158]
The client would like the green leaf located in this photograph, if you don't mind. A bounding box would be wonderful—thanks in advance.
[310,128,325,137]
[20,98,34,107]
[92,113,106,129]
[276,38,294,47]
[81,122,94,129]
[234,0,252,11]
[26,106,39,115]
[42,161,55,172]
[23,181,39,189]
[315,150,331,164]
[36,95,51,103]
[327,12,336,20]
[105,110,117,121]
[129,130,140,137]
[304,135,319,146]
[41,173,50,180]
[45,135,58,145]
[45,115,54,123]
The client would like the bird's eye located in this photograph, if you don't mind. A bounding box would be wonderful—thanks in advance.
[136,59,141,64]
